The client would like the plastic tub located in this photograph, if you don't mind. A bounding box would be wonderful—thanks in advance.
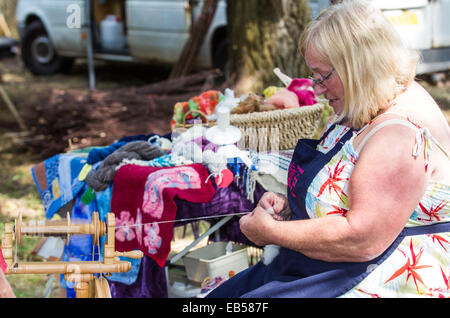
[182,242,249,283]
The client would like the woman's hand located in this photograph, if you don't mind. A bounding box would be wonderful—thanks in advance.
[257,192,288,221]
[239,206,277,246]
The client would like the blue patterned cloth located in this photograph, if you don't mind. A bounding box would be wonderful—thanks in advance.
[31,153,88,219]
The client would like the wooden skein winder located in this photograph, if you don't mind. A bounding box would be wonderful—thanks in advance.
[1,212,143,298]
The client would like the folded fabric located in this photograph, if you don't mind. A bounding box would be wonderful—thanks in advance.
[85,141,165,192]
[60,183,136,296]
[117,154,193,170]
[111,163,215,267]
[86,142,127,165]
[59,188,101,296]
[109,256,168,298]
[106,254,142,285]
[31,153,88,219]
[86,133,171,165]
[256,150,293,185]
[118,132,172,144]
[253,150,294,195]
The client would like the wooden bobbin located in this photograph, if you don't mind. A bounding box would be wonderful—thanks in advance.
[13,211,106,246]
[14,212,22,246]
[94,277,111,298]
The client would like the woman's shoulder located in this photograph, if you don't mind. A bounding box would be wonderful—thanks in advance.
[397,81,447,123]
[361,81,448,140]
[395,82,450,147]
[353,101,450,184]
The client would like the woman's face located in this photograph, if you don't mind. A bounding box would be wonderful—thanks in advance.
[304,45,345,115]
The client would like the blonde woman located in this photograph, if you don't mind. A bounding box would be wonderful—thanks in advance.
[207,0,449,298]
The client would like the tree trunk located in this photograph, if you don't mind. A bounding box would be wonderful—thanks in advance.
[0,0,18,38]
[169,0,219,79]
[227,0,312,95]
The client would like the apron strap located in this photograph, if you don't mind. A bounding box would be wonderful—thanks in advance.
[319,122,340,142]
[403,222,450,236]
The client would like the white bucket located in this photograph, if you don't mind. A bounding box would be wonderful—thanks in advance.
[100,15,125,51]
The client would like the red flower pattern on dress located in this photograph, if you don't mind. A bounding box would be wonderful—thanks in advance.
[427,234,449,252]
[326,204,348,217]
[417,200,447,222]
[355,288,381,298]
[317,157,349,203]
[384,239,432,292]
[440,265,450,290]
[425,266,450,298]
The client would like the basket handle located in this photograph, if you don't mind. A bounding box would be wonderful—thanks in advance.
[183,109,210,125]
[273,68,292,87]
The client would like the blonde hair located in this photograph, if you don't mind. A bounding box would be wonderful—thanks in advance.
[299,0,419,129]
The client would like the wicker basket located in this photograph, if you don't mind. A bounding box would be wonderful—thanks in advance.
[172,110,216,130]
[230,103,325,151]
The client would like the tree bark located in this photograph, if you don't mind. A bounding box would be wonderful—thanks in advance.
[169,0,219,79]
[227,0,312,95]
[0,0,18,38]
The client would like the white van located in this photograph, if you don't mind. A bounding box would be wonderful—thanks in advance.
[16,0,450,76]
[15,0,228,75]
[310,0,450,74]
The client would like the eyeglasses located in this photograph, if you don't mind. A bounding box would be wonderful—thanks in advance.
[308,68,334,88]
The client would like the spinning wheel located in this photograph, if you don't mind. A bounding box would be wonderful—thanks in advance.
[93,276,112,298]
[1,212,143,298]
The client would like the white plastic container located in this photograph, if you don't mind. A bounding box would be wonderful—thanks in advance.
[100,15,125,51]
[182,242,249,283]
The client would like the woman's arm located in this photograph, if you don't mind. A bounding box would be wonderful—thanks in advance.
[240,124,429,262]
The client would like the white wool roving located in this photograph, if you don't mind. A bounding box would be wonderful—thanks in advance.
[262,244,280,265]
[172,140,203,163]
[262,207,281,265]
[202,149,228,183]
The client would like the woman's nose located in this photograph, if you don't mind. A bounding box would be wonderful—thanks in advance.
[313,83,327,96]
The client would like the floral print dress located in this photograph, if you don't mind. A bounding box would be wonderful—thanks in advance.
[305,118,450,297]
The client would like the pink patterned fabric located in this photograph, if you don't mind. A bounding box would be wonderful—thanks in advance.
[111,164,215,267]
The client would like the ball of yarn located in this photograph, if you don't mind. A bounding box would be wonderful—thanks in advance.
[85,141,164,191]
[264,86,282,99]
[202,149,227,174]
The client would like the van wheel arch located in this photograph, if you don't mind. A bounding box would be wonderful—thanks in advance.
[21,20,73,75]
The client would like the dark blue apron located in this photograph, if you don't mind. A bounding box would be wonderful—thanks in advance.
[206,124,449,298]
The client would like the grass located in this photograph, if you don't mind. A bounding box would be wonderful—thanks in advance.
[0,237,62,298]
[0,62,57,296]
[0,218,60,298]
[0,135,60,297]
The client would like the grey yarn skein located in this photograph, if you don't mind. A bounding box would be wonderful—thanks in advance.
[85,141,165,191]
